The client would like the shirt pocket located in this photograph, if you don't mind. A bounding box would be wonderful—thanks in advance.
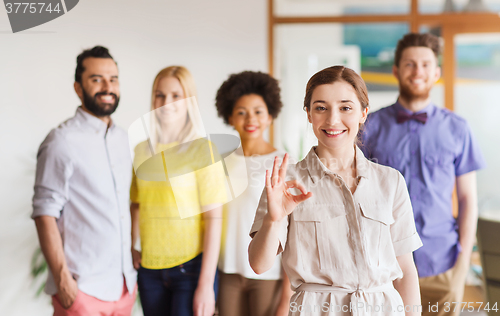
[424,152,455,183]
[358,201,394,267]
[293,204,347,271]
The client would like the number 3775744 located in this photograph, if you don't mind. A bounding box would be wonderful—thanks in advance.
[5,2,62,14]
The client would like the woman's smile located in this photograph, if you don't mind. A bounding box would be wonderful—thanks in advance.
[322,129,346,137]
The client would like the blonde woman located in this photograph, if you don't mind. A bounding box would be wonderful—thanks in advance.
[130,66,226,316]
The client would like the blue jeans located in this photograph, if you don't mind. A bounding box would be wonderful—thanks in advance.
[138,254,219,316]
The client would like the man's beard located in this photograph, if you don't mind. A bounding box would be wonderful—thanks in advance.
[399,81,431,103]
[82,88,120,117]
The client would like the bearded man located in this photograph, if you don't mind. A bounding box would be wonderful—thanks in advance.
[361,33,485,316]
[32,46,137,316]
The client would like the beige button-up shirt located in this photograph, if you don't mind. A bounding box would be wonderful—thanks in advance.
[250,146,422,315]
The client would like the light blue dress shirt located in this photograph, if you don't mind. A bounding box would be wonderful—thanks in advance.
[362,101,486,277]
[32,107,137,301]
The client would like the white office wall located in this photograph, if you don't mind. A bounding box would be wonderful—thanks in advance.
[0,0,267,314]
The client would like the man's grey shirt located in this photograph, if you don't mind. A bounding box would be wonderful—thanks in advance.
[32,107,137,301]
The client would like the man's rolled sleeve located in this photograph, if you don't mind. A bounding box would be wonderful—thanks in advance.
[455,120,486,176]
[390,171,423,257]
[32,132,73,219]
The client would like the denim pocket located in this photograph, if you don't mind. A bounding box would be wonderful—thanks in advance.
[178,254,203,277]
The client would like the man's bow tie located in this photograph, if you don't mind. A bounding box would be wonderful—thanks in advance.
[397,111,428,124]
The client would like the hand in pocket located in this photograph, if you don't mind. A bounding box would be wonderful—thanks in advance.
[57,275,78,309]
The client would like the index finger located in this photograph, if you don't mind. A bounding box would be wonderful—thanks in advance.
[278,153,289,180]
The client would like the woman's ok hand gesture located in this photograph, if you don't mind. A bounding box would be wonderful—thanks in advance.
[265,153,312,223]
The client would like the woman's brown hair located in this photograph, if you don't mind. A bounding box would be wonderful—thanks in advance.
[303,65,369,112]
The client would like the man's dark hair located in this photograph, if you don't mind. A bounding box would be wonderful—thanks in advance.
[75,46,115,83]
[394,33,440,67]
[215,71,283,125]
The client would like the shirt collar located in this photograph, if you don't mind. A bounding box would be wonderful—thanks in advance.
[393,100,436,116]
[303,145,370,183]
[75,106,115,135]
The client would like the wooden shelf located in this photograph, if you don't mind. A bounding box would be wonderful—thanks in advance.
[273,15,411,24]
[419,12,500,25]
[272,10,500,29]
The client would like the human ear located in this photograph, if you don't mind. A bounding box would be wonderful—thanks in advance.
[434,66,442,83]
[359,106,369,123]
[266,114,273,127]
[306,109,312,123]
[74,82,83,101]
[392,65,400,81]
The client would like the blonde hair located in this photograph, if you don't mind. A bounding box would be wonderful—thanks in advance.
[149,66,204,148]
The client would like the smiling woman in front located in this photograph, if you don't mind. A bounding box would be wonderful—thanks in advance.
[248,65,423,316]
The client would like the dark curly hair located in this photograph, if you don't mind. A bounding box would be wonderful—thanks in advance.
[75,46,115,83]
[215,71,283,125]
